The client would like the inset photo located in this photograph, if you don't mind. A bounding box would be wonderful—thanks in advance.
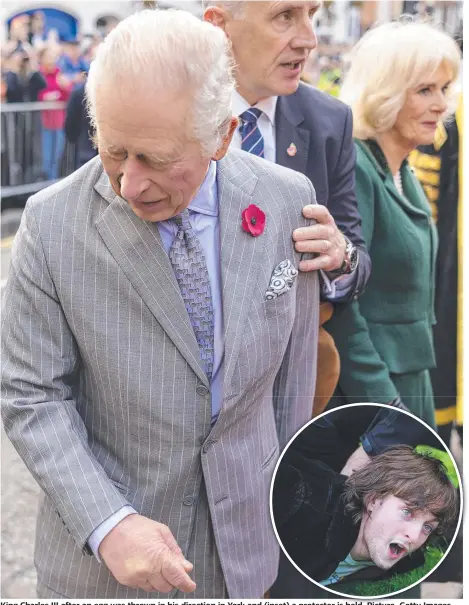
[270,404,462,599]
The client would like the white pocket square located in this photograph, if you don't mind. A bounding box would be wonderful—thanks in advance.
[265,260,298,300]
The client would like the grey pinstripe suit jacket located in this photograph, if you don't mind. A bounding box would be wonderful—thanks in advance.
[1,150,319,598]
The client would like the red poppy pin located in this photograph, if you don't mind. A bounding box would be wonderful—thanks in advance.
[241,204,266,237]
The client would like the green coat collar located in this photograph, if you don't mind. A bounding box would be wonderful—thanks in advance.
[356,139,431,220]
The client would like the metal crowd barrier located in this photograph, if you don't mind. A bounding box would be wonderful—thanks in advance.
[1,101,76,200]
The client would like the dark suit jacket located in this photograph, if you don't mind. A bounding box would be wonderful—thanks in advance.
[290,404,443,474]
[275,82,371,302]
[64,83,98,168]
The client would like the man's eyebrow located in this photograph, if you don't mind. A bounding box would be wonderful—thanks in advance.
[141,150,182,164]
[101,143,125,154]
[102,144,180,164]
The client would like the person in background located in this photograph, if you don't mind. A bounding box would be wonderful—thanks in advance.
[38,45,71,180]
[3,46,46,183]
[3,46,46,102]
[65,46,99,168]
[324,21,461,428]
[6,14,30,54]
[317,55,342,98]
[1,73,7,103]
[203,1,372,417]
[29,10,47,50]
[409,95,463,448]
[57,37,89,88]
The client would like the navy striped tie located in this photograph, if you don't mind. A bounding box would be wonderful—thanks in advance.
[239,107,264,158]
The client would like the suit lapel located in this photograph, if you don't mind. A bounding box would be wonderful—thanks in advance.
[275,94,310,176]
[94,171,209,386]
[217,154,266,394]
[358,140,430,220]
[383,171,430,220]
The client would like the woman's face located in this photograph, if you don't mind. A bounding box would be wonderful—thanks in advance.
[391,64,453,148]
[41,48,57,71]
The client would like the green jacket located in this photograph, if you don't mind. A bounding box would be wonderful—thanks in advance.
[325,139,438,403]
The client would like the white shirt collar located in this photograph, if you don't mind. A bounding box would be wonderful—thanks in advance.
[232,90,278,126]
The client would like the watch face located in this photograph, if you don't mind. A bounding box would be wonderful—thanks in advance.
[349,246,358,272]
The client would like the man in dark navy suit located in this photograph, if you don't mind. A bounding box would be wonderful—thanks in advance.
[203,2,388,597]
[204,0,371,304]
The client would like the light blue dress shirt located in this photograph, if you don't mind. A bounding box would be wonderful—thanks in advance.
[88,161,223,559]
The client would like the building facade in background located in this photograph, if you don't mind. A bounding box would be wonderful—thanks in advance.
[317,0,462,44]
[1,1,203,43]
[2,1,462,45]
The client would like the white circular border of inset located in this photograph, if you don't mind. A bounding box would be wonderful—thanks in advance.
[269,402,464,600]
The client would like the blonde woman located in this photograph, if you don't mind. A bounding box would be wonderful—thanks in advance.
[325,21,461,429]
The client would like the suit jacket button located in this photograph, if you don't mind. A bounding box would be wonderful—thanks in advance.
[183,495,195,506]
[203,439,217,453]
[196,385,209,396]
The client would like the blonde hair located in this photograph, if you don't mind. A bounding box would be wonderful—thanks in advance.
[340,20,461,140]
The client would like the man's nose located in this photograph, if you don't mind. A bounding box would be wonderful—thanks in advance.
[405,521,422,544]
[119,158,150,201]
[291,17,317,51]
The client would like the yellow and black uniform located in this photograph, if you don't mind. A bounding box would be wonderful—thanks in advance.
[409,99,463,445]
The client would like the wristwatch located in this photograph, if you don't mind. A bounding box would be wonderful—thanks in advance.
[332,235,358,276]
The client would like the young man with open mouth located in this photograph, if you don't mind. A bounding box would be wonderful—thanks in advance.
[273,445,459,594]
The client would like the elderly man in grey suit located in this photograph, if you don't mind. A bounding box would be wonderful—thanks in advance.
[1,9,320,600]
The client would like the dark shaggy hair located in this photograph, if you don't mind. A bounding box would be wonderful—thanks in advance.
[343,446,459,536]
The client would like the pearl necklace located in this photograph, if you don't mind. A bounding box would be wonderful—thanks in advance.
[393,170,403,196]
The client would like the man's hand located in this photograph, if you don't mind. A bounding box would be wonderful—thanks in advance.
[293,205,347,272]
[99,514,196,594]
[340,444,371,477]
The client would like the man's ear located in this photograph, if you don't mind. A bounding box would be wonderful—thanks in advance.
[212,117,239,161]
[364,493,378,513]
[203,7,229,32]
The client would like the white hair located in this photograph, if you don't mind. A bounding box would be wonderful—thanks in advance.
[340,20,461,140]
[86,9,235,156]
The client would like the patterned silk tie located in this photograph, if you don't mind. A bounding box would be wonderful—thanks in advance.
[239,107,265,157]
[169,209,214,381]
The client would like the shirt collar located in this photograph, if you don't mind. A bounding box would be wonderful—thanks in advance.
[232,90,278,126]
[188,159,218,217]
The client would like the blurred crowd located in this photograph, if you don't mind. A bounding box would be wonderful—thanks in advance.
[1,12,113,185]
[305,43,351,97]
[0,10,356,190]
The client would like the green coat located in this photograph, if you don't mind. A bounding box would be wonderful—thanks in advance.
[326,139,438,411]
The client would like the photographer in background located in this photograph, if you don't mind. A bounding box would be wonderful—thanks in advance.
[3,46,46,103]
